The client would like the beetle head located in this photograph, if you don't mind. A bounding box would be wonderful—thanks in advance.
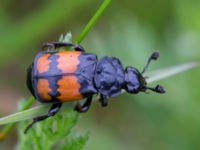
[124,51,165,94]
[124,67,146,93]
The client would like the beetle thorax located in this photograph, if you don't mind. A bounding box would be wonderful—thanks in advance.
[94,56,125,97]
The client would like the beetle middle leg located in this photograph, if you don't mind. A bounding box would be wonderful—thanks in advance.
[24,102,62,134]
[99,94,108,107]
[74,95,93,112]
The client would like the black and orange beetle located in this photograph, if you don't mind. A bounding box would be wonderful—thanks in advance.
[25,42,165,133]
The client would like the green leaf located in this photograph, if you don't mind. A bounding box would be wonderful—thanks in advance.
[0,105,50,125]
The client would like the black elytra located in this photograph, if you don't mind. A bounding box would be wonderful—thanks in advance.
[25,42,165,133]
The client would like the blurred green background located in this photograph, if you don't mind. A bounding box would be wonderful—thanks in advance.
[0,0,200,149]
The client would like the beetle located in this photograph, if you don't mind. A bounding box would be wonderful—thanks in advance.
[25,42,165,133]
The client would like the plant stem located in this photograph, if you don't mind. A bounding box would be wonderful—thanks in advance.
[75,0,111,44]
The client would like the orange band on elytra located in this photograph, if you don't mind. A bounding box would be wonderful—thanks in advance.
[37,79,52,101]
[36,54,51,74]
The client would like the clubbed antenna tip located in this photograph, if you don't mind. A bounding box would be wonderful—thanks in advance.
[155,85,165,93]
[151,51,160,60]
[142,51,160,74]
[146,85,166,94]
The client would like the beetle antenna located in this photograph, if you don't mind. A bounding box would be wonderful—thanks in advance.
[146,85,165,94]
[141,51,160,74]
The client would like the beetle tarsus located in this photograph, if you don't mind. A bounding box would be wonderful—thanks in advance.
[24,103,62,134]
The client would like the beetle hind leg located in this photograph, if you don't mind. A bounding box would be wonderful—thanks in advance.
[24,102,62,134]
[42,42,85,52]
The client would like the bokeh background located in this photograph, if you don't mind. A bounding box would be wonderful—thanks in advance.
[0,0,200,149]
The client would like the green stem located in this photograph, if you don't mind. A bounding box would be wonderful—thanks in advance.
[75,0,111,44]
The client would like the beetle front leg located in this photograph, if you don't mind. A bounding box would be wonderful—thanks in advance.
[74,95,93,112]
[99,94,108,107]
[24,102,62,134]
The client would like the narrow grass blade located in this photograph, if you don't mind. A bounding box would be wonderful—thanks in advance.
[0,97,35,140]
[0,103,74,125]
[146,62,199,83]
[0,105,49,125]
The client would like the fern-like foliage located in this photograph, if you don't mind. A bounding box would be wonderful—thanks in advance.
[16,100,88,150]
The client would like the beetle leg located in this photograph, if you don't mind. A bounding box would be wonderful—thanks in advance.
[48,42,85,51]
[24,103,62,134]
[99,94,108,107]
[51,42,74,48]
[42,42,74,51]
[74,96,93,112]
[42,43,55,51]
[73,44,85,52]
[42,42,85,52]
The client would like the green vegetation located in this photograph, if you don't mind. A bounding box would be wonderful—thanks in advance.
[0,0,200,150]
[17,100,89,150]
